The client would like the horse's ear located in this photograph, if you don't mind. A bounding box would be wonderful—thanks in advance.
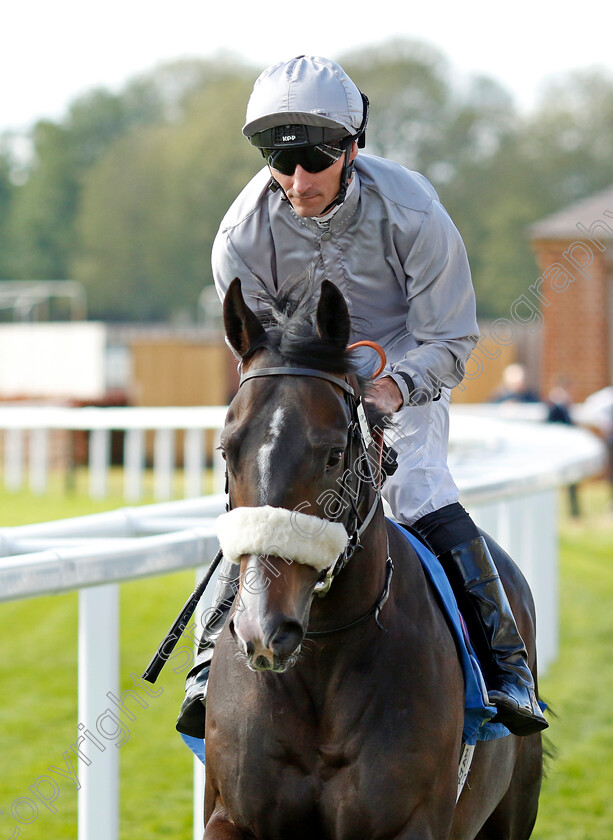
[316,280,351,349]
[223,278,266,358]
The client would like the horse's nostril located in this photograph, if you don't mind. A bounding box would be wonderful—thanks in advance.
[269,621,304,657]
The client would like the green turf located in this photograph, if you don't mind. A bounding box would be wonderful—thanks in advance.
[532,482,613,839]
[0,479,612,837]
[0,475,196,839]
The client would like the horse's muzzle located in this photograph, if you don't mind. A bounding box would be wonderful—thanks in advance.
[230,614,305,673]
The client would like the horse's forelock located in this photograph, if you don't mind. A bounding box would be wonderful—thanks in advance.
[248,279,394,430]
[254,278,352,375]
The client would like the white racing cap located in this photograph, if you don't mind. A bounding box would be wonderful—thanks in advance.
[243,55,366,142]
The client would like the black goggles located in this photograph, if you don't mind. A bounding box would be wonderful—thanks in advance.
[260,142,347,176]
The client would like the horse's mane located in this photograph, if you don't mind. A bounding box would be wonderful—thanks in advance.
[254,277,351,375]
[252,277,390,431]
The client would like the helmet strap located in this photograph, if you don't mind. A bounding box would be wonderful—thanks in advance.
[262,93,369,212]
[315,144,355,216]
[267,176,291,204]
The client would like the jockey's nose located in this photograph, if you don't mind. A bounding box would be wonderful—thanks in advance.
[291,164,312,192]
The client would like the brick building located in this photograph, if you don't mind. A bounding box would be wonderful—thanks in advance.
[530,184,613,402]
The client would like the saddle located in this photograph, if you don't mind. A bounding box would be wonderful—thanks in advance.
[389,519,511,745]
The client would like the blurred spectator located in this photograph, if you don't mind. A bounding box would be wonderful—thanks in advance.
[546,383,573,424]
[608,407,613,506]
[546,381,580,517]
[491,364,540,404]
[581,384,613,505]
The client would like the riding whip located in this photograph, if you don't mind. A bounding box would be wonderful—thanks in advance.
[142,548,224,683]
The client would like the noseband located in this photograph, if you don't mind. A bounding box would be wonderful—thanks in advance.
[238,363,377,579]
[236,362,394,632]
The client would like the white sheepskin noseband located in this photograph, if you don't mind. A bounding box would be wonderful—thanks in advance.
[216,506,348,573]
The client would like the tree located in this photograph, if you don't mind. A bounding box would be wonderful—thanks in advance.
[341,45,613,318]
[73,68,260,320]
[460,67,613,317]
[0,139,15,279]
[4,59,210,282]
[6,119,80,278]
[520,67,613,207]
[6,41,613,324]
[339,41,529,317]
[340,41,515,183]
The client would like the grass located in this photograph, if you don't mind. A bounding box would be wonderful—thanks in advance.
[532,481,613,839]
[0,474,196,839]
[0,465,218,523]
[0,477,612,837]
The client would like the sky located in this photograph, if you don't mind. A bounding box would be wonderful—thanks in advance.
[2,0,613,135]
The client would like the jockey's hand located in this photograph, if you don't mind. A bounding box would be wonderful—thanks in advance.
[365,376,403,415]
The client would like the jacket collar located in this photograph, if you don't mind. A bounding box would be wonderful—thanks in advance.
[288,171,361,235]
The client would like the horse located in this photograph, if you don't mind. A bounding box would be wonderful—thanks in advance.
[202,277,544,839]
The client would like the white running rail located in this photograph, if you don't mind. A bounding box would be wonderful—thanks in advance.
[0,406,607,840]
[0,404,228,500]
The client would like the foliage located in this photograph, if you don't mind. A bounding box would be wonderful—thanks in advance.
[73,70,260,321]
[342,39,516,180]
[6,119,81,279]
[0,57,242,292]
[341,43,613,317]
[521,68,613,206]
[1,42,613,320]
[0,142,14,279]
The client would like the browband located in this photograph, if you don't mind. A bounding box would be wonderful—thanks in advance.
[239,366,355,397]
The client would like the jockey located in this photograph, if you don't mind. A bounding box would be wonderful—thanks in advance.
[177,55,548,738]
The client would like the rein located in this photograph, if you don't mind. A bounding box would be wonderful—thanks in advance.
[305,557,394,637]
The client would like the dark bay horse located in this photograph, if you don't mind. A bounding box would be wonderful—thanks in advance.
[203,278,543,839]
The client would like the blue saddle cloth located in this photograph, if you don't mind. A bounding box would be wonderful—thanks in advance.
[388,519,510,745]
[180,521,511,763]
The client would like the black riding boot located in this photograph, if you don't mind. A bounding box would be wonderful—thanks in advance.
[176,558,239,738]
[439,536,549,737]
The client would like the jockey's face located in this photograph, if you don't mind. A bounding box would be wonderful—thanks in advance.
[270,142,358,218]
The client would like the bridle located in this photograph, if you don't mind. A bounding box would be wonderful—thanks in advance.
[141,350,395,684]
[235,351,395,635]
[239,364,379,585]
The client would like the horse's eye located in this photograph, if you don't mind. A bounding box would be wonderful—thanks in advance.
[217,445,227,461]
[326,449,344,470]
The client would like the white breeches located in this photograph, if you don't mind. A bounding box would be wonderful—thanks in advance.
[382,390,459,525]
